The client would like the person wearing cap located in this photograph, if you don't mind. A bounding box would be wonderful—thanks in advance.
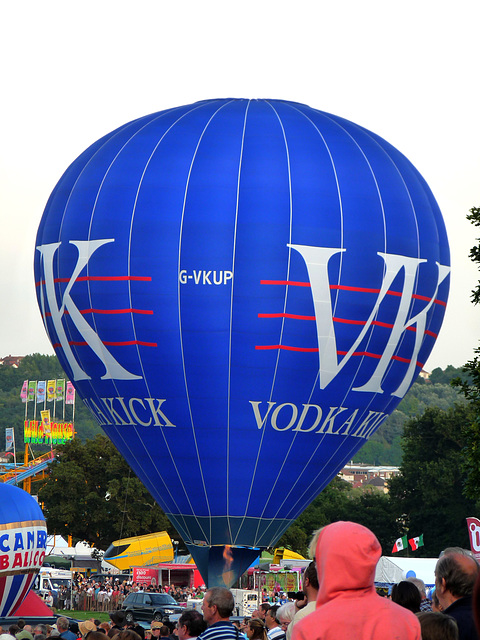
[149,623,162,640]
[78,622,96,639]
[16,631,33,640]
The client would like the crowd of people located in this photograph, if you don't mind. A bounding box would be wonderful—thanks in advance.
[56,576,204,613]
[3,521,480,640]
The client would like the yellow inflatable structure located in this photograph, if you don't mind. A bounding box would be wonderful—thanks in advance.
[103,531,173,571]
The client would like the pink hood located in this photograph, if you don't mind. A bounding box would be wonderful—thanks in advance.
[291,521,421,640]
[315,521,381,605]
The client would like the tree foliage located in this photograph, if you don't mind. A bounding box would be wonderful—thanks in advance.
[388,405,477,556]
[276,477,398,557]
[354,373,466,465]
[453,206,480,502]
[38,435,179,549]
[0,354,102,454]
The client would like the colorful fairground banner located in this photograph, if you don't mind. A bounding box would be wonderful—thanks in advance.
[24,414,74,445]
[20,379,76,445]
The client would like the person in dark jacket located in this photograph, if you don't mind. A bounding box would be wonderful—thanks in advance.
[435,549,480,640]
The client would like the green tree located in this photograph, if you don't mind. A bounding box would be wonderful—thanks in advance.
[276,477,398,557]
[38,435,180,549]
[453,206,480,502]
[430,365,469,385]
[388,405,477,556]
[354,376,465,466]
[0,353,102,456]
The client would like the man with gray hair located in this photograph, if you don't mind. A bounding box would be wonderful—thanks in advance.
[435,549,479,640]
[55,619,75,640]
[406,577,432,612]
[199,587,237,639]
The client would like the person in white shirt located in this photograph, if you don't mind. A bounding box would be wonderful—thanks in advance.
[265,607,285,640]
[286,561,319,640]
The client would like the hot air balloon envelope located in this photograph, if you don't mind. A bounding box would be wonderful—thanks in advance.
[0,484,47,615]
[34,99,450,585]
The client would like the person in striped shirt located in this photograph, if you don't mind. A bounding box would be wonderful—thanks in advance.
[198,587,238,640]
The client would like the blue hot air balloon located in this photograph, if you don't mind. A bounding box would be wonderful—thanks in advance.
[0,484,47,615]
[34,99,449,586]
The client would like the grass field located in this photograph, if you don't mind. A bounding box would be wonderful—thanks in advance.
[56,611,111,623]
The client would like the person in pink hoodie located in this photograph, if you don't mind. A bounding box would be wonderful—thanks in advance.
[291,521,421,640]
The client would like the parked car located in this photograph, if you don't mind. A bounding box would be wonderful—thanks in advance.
[122,592,184,623]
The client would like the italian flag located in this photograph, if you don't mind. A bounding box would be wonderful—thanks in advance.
[392,536,407,553]
[409,534,424,551]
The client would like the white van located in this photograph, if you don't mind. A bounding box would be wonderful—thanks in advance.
[34,568,72,607]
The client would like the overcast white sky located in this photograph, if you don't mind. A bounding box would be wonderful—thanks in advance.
[1,0,478,371]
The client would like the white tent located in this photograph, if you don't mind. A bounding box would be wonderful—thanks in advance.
[46,534,76,557]
[375,556,438,587]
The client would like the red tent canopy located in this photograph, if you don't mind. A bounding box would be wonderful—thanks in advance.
[13,591,53,616]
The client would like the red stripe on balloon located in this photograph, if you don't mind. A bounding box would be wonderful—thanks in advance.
[35,275,152,286]
[256,313,438,339]
[45,308,153,316]
[52,340,157,348]
[258,313,316,320]
[0,576,6,612]
[333,317,438,338]
[255,345,319,352]
[11,573,34,615]
[336,350,424,368]
[260,280,311,287]
[260,280,446,306]
[255,345,423,367]
[331,284,401,297]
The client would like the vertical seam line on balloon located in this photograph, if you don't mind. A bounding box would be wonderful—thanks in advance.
[51,115,160,391]
[253,104,351,539]
[318,111,389,401]
[321,113,438,414]
[120,104,222,534]
[345,121,438,374]
[319,114,387,422]
[228,99,250,546]
[284,103,346,319]
[177,100,237,542]
[56,112,173,382]
[253,105,394,539]
[83,106,210,532]
[51,106,204,535]
[313,114,426,432]
[250,103,347,544]
[239,100,294,547]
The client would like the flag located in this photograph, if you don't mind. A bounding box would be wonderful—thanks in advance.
[5,428,14,451]
[466,517,480,560]
[65,381,75,405]
[56,379,65,402]
[37,380,46,404]
[409,534,424,551]
[27,381,37,402]
[20,380,28,403]
[392,536,408,553]
[41,410,51,436]
[47,380,56,402]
